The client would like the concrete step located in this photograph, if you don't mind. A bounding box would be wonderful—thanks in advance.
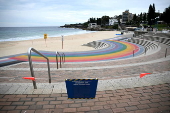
[0,71,169,94]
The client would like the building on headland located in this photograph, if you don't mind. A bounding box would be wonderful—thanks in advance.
[109,18,118,25]
[87,23,101,30]
[88,23,97,29]
[61,23,83,28]
[122,10,133,24]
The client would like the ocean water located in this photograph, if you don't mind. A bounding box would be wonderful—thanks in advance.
[0,26,94,42]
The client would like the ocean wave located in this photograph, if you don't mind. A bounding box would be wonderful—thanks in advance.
[0,36,42,42]
[49,30,96,37]
[0,30,95,42]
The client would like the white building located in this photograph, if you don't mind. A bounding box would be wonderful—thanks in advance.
[122,10,133,24]
[109,18,118,25]
[88,23,97,29]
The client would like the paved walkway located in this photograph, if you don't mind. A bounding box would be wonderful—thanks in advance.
[0,82,170,113]
[0,54,169,83]
[0,71,170,95]
[0,71,170,112]
[0,32,170,112]
[1,55,169,71]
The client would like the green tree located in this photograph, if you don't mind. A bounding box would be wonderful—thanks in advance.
[147,4,156,26]
[97,18,101,25]
[83,22,88,28]
[136,16,140,27]
[153,3,156,18]
[133,14,137,24]
[162,6,170,25]
[143,13,147,23]
[140,13,143,23]
[112,24,118,29]
[88,17,96,23]
[148,4,152,25]
[153,3,156,24]
[116,15,122,25]
[101,16,110,26]
[159,13,164,21]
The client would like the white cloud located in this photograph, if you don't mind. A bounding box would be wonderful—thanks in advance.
[0,0,169,27]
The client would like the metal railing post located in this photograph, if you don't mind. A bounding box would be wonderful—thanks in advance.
[63,53,65,63]
[56,52,61,68]
[133,47,145,57]
[62,53,65,64]
[56,52,65,69]
[59,53,62,68]
[165,48,168,58]
[56,51,59,69]
[28,47,51,89]
[47,59,51,83]
[133,48,140,57]
[62,53,64,64]
[28,48,37,89]
[145,47,147,55]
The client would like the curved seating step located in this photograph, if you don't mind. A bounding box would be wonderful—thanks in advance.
[82,41,110,49]
[1,33,168,67]
[3,34,169,72]
[139,33,170,46]
[127,38,158,54]
[6,42,168,70]
[155,33,170,38]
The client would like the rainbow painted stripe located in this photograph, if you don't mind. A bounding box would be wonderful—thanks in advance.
[7,39,144,63]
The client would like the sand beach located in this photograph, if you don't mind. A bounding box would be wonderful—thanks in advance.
[0,31,121,57]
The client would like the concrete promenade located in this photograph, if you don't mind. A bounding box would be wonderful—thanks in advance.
[0,66,170,112]
[0,32,170,113]
[0,79,170,113]
[0,69,170,95]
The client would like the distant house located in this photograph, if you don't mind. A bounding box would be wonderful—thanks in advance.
[109,18,118,25]
[88,23,97,29]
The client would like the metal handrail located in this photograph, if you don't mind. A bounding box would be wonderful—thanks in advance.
[62,53,65,64]
[56,52,59,69]
[56,52,65,69]
[28,47,51,89]
[165,47,170,58]
[56,51,62,69]
[145,47,148,54]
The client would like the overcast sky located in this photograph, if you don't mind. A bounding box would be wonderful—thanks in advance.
[0,0,169,27]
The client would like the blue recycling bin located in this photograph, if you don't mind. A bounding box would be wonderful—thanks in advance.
[65,78,98,99]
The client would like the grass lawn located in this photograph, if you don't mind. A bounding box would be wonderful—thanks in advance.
[151,24,170,31]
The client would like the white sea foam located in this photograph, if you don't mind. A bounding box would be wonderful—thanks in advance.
[0,36,42,42]
[49,30,95,37]
[0,27,95,42]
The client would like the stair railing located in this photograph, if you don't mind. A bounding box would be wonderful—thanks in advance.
[28,47,51,89]
[56,51,65,69]
[56,51,62,69]
[62,53,65,64]
[165,47,170,58]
